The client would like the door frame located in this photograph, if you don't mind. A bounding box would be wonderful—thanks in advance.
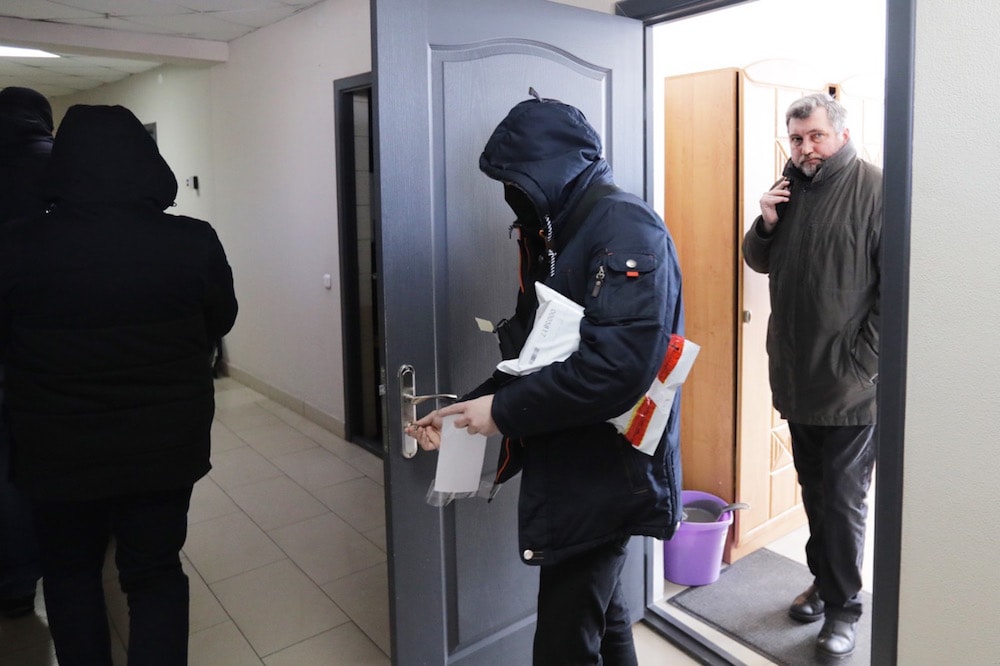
[334,72,383,457]
[617,1,912,664]
[869,2,913,664]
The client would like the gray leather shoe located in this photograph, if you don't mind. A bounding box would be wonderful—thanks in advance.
[816,617,857,658]
[789,584,825,623]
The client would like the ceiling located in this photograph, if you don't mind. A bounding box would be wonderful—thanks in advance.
[0,0,327,97]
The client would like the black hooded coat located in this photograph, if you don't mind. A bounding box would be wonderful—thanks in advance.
[0,104,238,500]
[476,98,685,565]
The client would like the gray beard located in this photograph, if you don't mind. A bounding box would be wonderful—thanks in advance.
[799,162,818,177]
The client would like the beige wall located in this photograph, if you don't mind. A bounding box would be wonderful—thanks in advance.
[900,0,1000,661]
[206,0,370,427]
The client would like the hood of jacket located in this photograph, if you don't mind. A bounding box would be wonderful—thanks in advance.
[0,86,54,153]
[479,97,612,239]
[46,104,177,210]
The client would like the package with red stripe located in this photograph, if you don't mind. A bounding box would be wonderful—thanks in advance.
[606,334,699,455]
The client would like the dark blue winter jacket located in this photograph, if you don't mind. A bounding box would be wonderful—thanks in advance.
[478,98,685,566]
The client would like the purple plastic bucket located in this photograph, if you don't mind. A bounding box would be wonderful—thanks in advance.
[663,490,733,586]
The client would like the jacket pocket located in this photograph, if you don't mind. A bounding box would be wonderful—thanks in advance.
[588,249,659,321]
[619,436,653,495]
[849,326,879,387]
[840,327,876,390]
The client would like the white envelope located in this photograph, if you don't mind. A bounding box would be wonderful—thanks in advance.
[496,282,583,376]
[432,414,488,494]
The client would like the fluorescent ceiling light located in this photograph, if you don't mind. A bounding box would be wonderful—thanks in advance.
[0,45,59,58]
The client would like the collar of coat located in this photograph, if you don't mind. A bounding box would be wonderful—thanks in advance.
[784,138,858,186]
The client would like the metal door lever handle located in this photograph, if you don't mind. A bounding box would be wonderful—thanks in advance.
[398,365,458,458]
[403,392,459,406]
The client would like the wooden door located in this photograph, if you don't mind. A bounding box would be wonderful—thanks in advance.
[663,69,738,503]
[664,69,808,562]
[372,0,644,662]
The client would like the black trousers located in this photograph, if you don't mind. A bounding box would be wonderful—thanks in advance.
[31,486,193,666]
[0,382,41,602]
[533,536,638,666]
[789,423,876,622]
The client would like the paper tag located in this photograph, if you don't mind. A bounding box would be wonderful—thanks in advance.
[433,415,488,493]
[475,317,495,333]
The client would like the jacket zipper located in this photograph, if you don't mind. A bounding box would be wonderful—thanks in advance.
[489,436,515,502]
[591,264,605,297]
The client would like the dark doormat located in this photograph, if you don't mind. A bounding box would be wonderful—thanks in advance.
[668,549,872,665]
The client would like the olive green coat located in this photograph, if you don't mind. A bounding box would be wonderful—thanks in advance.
[743,140,881,425]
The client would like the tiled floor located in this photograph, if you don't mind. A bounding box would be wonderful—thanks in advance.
[0,377,700,665]
[0,377,390,665]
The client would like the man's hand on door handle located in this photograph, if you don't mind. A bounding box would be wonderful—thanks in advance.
[405,395,498,450]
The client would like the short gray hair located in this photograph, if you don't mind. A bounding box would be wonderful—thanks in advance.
[786,93,847,133]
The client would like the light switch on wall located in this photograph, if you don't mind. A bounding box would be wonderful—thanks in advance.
[323,273,332,289]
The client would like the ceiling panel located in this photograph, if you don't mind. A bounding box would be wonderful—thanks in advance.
[0,0,103,21]
[0,0,327,96]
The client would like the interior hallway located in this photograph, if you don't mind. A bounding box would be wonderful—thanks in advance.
[0,377,695,665]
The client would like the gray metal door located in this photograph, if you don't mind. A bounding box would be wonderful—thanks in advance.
[372,1,643,662]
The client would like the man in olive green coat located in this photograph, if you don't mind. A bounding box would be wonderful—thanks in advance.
[743,92,881,660]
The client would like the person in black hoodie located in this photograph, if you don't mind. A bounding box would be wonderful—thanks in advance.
[408,94,685,665]
[0,104,237,665]
[0,86,51,617]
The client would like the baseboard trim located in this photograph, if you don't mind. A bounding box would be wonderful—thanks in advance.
[221,363,347,440]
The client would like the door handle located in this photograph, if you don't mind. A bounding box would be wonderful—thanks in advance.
[398,364,458,458]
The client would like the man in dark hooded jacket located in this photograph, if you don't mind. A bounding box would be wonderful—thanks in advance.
[408,95,684,665]
[0,85,51,617]
[0,104,237,665]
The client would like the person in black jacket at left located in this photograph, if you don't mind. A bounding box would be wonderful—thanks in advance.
[0,86,51,618]
[0,86,53,221]
[0,104,238,665]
